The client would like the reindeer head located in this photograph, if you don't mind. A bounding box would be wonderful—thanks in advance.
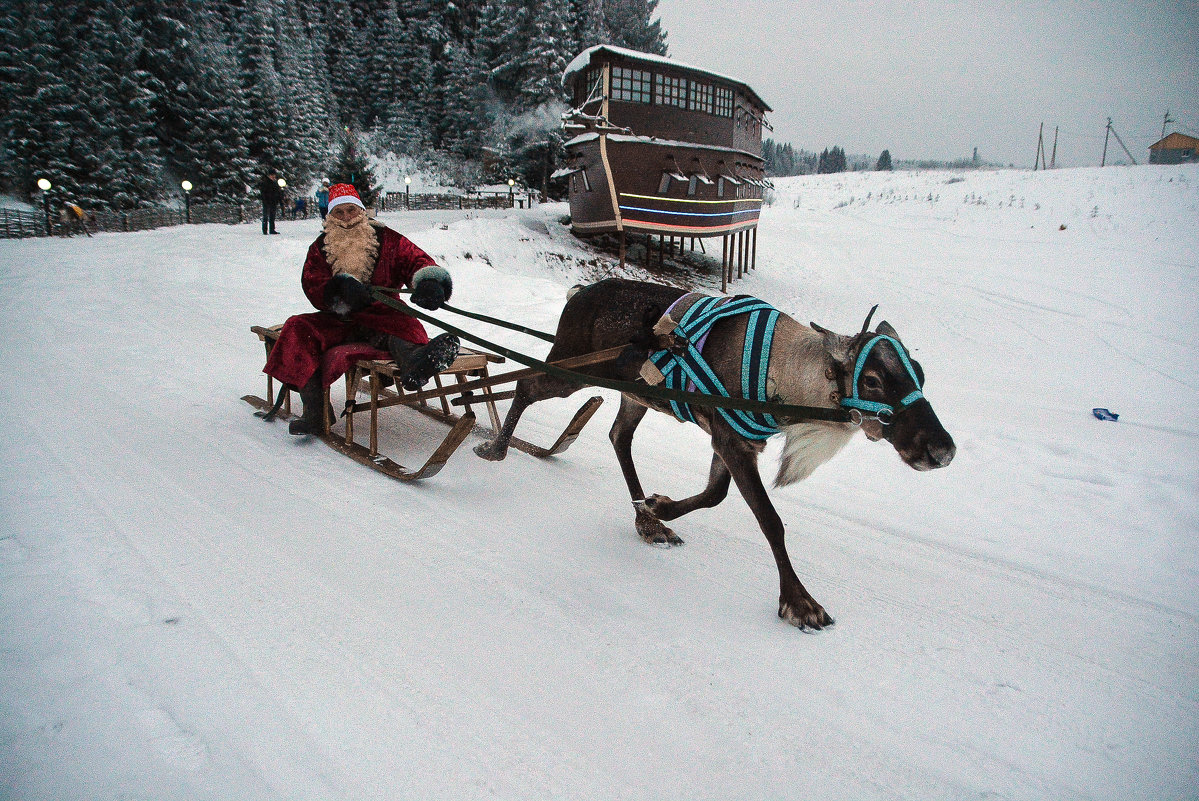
[812,312,956,472]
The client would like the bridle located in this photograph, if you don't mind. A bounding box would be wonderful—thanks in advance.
[840,334,925,426]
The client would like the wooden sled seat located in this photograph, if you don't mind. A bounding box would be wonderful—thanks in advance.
[243,322,606,481]
[244,323,505,481]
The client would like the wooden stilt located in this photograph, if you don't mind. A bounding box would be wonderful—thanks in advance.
[618,230,626,270]
[751,226,758,271]
[721,234,729,293]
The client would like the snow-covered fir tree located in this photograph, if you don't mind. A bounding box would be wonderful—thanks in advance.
[0,0,670,208]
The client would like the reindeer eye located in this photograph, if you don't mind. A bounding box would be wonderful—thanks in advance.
[862,374,884,392]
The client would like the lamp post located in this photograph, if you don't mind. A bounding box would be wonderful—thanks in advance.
[181,180,192,223]
[405,175,411,209]
[37,178,51,235]
[508,178,515,208]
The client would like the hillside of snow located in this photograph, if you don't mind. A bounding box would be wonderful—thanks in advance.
[1,165,1196,800]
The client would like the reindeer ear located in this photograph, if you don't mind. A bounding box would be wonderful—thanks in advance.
[876,320,900,341]
[815,327,854,365]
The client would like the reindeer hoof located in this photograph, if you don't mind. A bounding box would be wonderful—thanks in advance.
[473,440,507,461]
[634,502,684,547]
[778,598,834,630]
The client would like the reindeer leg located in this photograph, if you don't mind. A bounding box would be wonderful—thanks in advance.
[474,373,578,461]
[609,395,683,546]
[711,427,834,630]
[644,452,731,521]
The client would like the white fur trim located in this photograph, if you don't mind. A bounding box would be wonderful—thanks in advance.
[327,194,365,212]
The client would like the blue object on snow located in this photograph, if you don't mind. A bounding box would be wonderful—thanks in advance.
[1092,408,1119,422]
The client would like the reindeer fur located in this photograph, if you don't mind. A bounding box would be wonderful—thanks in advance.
[476,278,955,630]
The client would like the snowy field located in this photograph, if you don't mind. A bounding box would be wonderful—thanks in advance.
[1,165,1196,800]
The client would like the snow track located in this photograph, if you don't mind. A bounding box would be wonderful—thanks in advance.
[1,166,1196,799]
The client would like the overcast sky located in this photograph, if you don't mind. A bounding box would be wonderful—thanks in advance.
[653,0,1199,167]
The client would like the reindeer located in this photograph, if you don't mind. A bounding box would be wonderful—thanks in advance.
[475,278,955,629]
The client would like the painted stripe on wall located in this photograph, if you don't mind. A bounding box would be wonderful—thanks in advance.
[619,205,762,218]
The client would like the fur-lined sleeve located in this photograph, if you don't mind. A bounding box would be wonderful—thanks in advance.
[374,228,438,291]
[300,237,334,311]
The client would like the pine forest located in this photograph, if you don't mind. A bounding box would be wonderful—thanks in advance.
[0,0,667,209]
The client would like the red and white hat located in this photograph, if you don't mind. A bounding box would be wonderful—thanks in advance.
[327,183,364,212]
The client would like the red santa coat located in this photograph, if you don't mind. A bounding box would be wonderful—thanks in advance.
[264,224,436,388]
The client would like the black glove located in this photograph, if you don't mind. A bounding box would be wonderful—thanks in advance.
[325,273,372,319]
[410,278,447,310]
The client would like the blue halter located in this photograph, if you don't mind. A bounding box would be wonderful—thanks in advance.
[840,335,924,423]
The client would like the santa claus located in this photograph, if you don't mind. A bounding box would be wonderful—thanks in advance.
[263,183,459,435]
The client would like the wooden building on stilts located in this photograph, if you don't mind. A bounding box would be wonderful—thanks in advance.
[554,45,773,291]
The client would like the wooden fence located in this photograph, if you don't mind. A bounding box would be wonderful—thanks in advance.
[380,192,518,212]
[1,192,527,240]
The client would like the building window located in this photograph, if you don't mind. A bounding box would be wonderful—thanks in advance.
[582,69,604,106]
[714,87,733,118]
[612,67,652,103]
[658,168,687,194]
[574,169,591,192]
[655,74,686,108]
[689,81,713,114]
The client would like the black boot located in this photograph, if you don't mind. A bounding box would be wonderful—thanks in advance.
[393,333,460,391]
[288,376,325,435]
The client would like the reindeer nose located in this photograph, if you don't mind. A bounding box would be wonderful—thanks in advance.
[928,438,956,468]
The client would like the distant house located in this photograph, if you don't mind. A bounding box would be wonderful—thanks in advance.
[556,45,771,284]
[1148,132,1199,164]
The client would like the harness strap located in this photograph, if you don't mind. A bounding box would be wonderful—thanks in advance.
[840,334,925,419]
[370,287,855,424]
[650,295,782,440]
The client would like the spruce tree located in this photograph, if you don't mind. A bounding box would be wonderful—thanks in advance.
[605,0,667,55]
[876,149,892,171]
[327,136,380,208]
[519,0,573,109]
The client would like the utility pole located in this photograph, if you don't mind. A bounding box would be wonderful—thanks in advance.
[1050,126,1059,169]
[1035,122,1046,170]
[1161,109,1174,138]
[1102,118,1111,166]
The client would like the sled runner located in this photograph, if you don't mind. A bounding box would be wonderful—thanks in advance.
[243,324,606,481]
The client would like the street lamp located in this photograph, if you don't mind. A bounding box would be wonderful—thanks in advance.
[405,175,411,209]
[181,180,193,223]
[508,177,515,207]
[36,178,52,235]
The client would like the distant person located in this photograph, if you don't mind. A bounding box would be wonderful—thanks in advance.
[292,196,306,219]
[60,202,92,237]
[315,185,329,220]
[259,169,283,234]
[262,183,459,436]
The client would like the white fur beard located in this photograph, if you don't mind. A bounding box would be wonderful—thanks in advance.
[322,213,379,284]
[774,423,855,487]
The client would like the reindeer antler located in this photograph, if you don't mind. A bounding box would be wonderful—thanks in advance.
[858,304,879,339]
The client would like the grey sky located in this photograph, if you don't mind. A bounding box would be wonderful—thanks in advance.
[653,0,1199,167]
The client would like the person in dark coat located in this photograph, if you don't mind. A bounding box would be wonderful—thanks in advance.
[263,183,459,435]
[315,185,329,220]
[259,169,283,234]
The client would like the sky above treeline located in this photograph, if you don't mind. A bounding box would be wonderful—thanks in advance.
[654,0,1199,167]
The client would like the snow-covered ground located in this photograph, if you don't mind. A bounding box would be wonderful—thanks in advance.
[1,165,1196,800]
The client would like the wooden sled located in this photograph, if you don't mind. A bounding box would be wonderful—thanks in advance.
[243,324,607,481]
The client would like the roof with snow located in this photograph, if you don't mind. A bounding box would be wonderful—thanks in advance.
[564,131,764,160]
[562,45,772,113]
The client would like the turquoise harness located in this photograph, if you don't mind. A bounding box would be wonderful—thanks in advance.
[649,295,782,440]
[839,335,924,423]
